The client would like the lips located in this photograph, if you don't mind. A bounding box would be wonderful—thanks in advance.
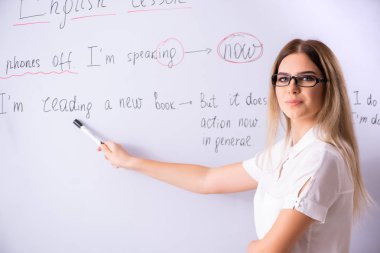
[285,99,303,105]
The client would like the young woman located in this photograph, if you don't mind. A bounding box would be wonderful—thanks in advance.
[99,39,371,253]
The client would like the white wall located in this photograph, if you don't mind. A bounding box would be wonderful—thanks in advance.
[0,0,379,252]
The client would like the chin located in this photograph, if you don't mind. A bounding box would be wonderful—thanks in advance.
[283,112,301,119]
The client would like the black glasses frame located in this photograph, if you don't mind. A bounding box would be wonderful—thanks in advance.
[271,74,327,87]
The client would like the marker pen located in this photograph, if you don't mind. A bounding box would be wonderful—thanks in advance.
[73,119,103,146]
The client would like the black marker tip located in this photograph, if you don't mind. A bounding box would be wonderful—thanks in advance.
[73,119,83,128]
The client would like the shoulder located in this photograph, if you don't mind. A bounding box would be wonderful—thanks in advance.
[305,140,346,168]
[243,138,287,179]
[302,140,352,192]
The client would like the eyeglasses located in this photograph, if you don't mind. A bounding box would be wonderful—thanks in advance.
[272,74,327,87]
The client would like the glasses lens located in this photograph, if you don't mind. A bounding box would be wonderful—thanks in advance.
[275,74,290,86]
[297,75,317,87]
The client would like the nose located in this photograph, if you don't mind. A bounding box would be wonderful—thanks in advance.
[287,77,300,94]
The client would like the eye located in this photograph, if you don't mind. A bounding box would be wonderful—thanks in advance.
[300,75,316,81]
[278,75,290,83]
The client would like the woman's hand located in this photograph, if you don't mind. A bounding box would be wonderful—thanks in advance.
[98,141,137,169]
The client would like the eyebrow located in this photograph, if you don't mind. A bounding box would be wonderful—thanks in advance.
[277,71,319,75]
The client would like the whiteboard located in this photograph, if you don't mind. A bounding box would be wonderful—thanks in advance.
[0,0,379,252]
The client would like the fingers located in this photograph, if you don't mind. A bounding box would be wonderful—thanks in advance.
[100,142,113,155]
[97,142,113,162]
[103,141,115,152]
[98,141,125,169]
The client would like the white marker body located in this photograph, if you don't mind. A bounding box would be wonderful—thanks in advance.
[80,126,102,146]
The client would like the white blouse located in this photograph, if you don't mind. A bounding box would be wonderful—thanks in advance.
[243,128,354,253]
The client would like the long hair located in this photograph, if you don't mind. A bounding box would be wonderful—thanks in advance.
[267,39,371,217]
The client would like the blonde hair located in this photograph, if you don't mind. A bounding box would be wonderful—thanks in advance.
[267,39,371,217]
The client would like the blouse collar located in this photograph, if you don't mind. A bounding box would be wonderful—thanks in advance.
[287,127,319,159]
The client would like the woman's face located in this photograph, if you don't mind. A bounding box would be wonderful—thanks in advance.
[275,53,325,126]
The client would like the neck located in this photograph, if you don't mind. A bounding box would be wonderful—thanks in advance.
[290,120,316,145]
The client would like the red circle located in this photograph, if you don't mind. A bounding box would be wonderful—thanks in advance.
[156,37,185,67]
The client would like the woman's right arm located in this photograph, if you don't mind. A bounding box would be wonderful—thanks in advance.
[100,141,258,194]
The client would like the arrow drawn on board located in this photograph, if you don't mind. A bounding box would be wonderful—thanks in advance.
[184,48,212,54]
[179,101,192,106]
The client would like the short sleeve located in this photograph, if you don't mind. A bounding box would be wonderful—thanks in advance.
[286,151,341,223]
[242,154,263,182]
[243,139,287,183]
